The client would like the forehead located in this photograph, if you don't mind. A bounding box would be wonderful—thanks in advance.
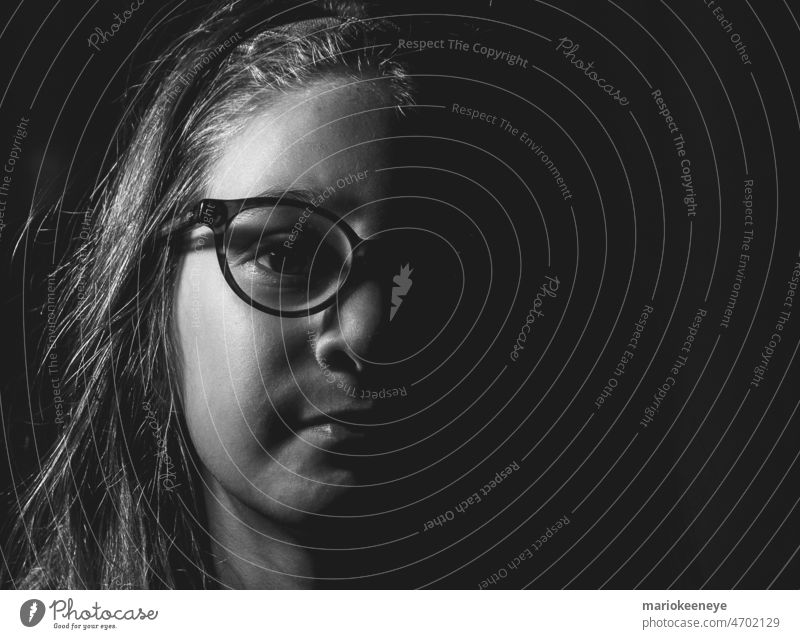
[208,76,400,225]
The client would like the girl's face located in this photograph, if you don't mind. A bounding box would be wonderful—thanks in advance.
[174,76,413,529]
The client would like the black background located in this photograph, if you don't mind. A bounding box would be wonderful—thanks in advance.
[1,0,798,588]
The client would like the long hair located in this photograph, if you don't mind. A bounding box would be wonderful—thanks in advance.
[5,0,416,589]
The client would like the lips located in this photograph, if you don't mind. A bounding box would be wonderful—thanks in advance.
[296,409,387,452]
[302,404,392,427]
[298,423,360,452]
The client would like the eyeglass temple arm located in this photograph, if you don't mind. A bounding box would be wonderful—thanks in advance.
[156,201,223,239]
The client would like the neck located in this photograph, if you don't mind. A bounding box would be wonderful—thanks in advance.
[202,474,318,589]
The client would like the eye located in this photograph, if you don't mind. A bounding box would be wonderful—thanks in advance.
[254,242,313,276]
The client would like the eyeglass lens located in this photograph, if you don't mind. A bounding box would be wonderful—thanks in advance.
[223,203,352,313]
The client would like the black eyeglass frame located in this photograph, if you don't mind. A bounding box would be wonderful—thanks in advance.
[168,197,367,318]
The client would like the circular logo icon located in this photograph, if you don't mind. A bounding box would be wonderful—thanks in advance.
[20,599,45,627]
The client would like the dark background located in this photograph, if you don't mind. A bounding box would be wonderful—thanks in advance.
[1,0,798,588]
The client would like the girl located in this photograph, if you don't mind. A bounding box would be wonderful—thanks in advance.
[6,0,472,589]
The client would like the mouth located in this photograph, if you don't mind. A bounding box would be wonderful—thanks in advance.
[298,411,385,452]
[305,421,366,441]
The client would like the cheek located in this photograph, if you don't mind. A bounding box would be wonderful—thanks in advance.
[172,249,295,473]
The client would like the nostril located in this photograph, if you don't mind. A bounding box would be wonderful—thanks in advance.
[319,348,361,376]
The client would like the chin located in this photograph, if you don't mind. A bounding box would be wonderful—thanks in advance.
[258,466,360,521]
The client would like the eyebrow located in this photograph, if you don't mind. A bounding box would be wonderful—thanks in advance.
[248,184,364,219]
[230,187,330,225]
[250,187,324,205]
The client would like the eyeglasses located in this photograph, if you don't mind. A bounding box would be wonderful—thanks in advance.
[169,196,375,317]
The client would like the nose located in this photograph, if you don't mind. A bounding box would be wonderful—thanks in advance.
[312,275,388,376]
